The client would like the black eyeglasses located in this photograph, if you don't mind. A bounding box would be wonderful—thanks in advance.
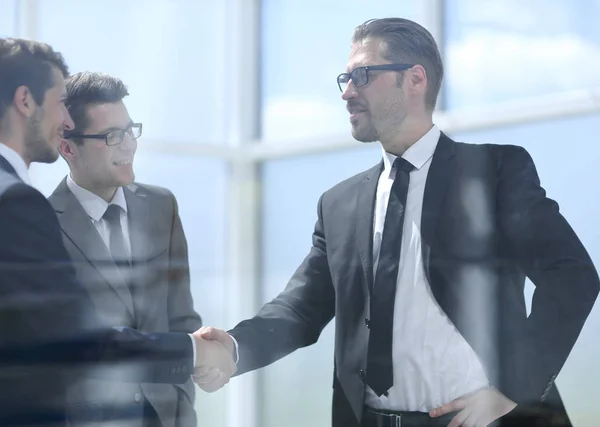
[66,123,143,146]
[337,64,414,92]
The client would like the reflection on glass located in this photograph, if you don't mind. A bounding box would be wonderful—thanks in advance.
[444,0,600,109]
[453,113,600,427]
[124,151,229,427]
[260,145,381,427]
[32,151,229,427]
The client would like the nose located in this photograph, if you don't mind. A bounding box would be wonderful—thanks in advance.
[341,80,358,101]
[120,131,137,151]
[63,107,75,131]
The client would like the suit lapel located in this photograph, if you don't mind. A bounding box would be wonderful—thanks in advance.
[421,132,456,279]
[124,185,159,324]
[356,162,383,294]
[124,185,155,264]
[50,179,135,317]
[0,156,19,179]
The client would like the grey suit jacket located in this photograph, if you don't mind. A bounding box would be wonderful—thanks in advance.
[48,179,202,427]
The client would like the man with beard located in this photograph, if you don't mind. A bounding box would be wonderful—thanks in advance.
[48,71,202,427]
[0,38,234,427]
[197,17,599,427]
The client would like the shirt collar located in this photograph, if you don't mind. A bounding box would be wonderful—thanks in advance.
[0,143,32,185]
[66,174,128,222]
[381,124,440,177]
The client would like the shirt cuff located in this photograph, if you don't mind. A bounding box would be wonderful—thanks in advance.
[188,334,197,367]
[228,333,240,364]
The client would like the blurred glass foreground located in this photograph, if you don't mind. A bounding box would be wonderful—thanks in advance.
[2,0,600,426]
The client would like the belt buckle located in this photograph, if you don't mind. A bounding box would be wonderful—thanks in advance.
[377,412,401,427]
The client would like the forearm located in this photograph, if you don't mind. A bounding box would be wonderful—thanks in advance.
[230,295,333,375]
[0,328,194,384]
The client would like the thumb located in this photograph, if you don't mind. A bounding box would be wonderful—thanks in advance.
[197,327,234,355]
[199,326,218,340]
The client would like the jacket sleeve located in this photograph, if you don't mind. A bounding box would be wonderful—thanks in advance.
[229,194,336,375]
[497,145,599,404]
[0,183,193,384]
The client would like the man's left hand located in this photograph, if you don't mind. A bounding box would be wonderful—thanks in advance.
[429,387,517,427]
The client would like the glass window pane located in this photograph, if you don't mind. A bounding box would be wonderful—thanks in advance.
[261,0,422,142]
[31,152,229,426]
[260,144,381,427]
[36,0,229,144]
[0,0,17,37]
[110,151,229,426]
[444,0,600,109]
[261,114,600,426]
[452,113,600,427]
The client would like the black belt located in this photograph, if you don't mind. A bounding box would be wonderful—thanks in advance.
[362,407,458,427]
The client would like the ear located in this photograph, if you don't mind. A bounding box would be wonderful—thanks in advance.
[13,86,38,118]
[59,138,77,163]
[407,64,427,97]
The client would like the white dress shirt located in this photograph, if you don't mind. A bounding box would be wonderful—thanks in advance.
[66,176,198,365]
[364,125,490,412]
[0,143,32,185]
[66,174,131,257]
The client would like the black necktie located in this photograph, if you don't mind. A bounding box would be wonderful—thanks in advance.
[366,157,414,396]
[102,204,129,269]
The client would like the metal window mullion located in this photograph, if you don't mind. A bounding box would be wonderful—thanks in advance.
[15,0,38,40]
[223,1,262,427]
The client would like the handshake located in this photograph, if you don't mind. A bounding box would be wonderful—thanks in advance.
[191,327,236,392]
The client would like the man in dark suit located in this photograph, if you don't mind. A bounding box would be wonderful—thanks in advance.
[0,38,235,427]
[197,18,600,427]
[48,72,202,427]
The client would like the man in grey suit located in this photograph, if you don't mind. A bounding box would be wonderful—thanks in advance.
[48,71,202,427]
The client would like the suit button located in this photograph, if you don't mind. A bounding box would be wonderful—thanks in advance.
[365,317,370,328]
[358,369,366,383]
[133,392,142,403]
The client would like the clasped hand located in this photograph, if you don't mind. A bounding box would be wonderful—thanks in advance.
[191,326,237,392]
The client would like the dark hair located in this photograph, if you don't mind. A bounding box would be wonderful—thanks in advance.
[64,71,129,142]
[0,38,69,125]
[352,18,444,110]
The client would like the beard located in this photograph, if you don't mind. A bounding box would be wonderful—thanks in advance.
[351,115,379,143]
[352,92,407,143]
[24,107,59,164]
[349,87,405,144]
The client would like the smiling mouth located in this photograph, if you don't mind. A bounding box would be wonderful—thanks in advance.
[348,106,368,117]
[349,110,367,122]
[114,160,132,166]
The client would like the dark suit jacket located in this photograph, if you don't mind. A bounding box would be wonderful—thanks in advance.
[0,156,194,427]
[228,133,599,427]
[48,179,202,427]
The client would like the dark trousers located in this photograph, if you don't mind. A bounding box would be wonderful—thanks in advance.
[361,407,572,427]
[362,408,458,427]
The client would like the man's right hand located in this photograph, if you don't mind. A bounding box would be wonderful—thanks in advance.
[199,326,235,358]
[191,328,237,392]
